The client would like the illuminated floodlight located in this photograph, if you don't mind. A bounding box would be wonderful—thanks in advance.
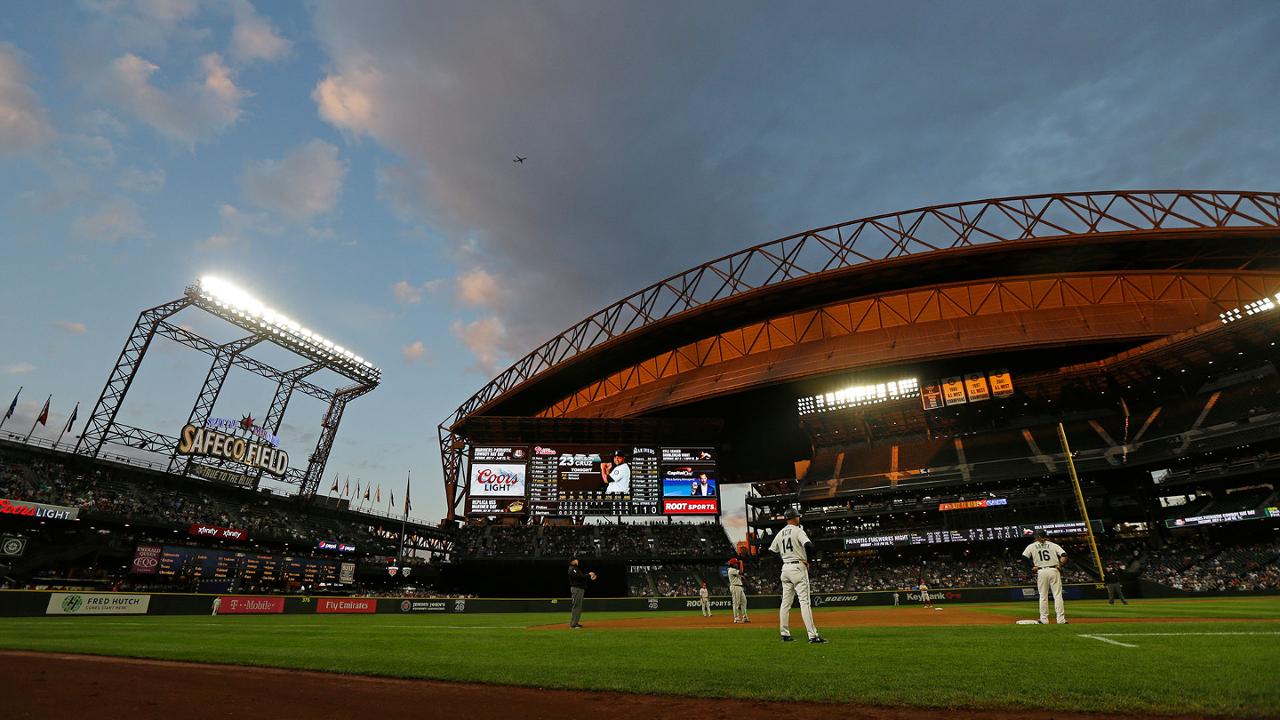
[798,377,920,415]
[194,275,379,376]
[1220,292,1280,325]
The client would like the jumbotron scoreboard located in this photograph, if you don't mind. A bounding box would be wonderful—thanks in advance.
[466,444,720,517]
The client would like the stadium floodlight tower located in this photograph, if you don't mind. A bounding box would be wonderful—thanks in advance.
[76,275,380,499]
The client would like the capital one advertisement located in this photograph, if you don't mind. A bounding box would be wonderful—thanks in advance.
[660,447,720,515]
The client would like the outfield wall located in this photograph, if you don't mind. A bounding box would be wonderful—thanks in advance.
[0,583,1123,617]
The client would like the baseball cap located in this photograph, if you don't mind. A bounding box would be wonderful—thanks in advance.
[1034,528,1049,539]
[612,449,626,458]
[783,507,801,520]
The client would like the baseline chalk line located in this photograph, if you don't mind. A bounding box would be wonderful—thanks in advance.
[1079,634,1137,648]
[1089,632,1280,638]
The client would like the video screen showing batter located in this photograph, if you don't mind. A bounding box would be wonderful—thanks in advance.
[527,445,660,516]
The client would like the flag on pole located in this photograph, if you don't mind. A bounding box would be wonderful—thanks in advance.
[24,393,51,442]
[343,476,350,496]
[363,485,370,501]
[330,475,339,494]
[2,386,20,424]
[390,491,396,508]
[354,479,361,500]
[404,475,412,515]
[54,401,80,448]
[375,485,381,503]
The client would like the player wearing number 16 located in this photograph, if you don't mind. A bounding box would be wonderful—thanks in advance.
[1022,528,1068,624]
[769,508,826,643]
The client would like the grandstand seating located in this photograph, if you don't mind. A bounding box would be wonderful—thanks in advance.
[614,533,1280,597]
[453,520,734,561]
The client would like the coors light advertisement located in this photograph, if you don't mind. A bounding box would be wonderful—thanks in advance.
[466,446,529,515]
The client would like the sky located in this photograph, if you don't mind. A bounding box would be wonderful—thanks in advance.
[1,1,1278,540]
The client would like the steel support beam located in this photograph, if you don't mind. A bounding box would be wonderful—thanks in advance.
[301,382,376,499]
[251,361,325,484]
[438,426,465,521]
[102,423,179,453]
[76,297,193,458]
[168,335,263,472]
[154,322,334,402]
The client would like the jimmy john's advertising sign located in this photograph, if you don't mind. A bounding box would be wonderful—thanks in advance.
[176,414,289,477]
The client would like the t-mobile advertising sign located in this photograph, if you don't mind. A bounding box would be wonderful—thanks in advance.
[217,596,285,614]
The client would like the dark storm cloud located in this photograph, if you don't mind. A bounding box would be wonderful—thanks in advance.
[312,0,1280,363]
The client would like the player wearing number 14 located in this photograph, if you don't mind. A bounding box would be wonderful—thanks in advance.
[769,508,826,643]
[1022,528,1068,624]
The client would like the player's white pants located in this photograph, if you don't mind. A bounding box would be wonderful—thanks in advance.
[700,598,711,617]
[779,563,818,639]
[731,586,748,621]
[1037,567,1065,623]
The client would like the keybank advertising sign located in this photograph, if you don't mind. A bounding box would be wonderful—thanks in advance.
[176,414,289,476]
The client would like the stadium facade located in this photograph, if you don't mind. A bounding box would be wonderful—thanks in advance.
[441,190,1280,518]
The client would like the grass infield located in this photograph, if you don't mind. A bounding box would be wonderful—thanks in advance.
[1,597,1277,717]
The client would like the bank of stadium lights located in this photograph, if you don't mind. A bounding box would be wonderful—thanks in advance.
[194,275,379,377]
[797,377,920,415]
[1220,293,1280,324]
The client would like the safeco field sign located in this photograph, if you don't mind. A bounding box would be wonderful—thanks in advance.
[46,593,151,615]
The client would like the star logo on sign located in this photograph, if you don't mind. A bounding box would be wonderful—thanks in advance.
[239,414,255,431]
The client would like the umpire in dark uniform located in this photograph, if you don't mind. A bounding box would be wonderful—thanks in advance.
[568,556,596,629]
[1106,564,1131,605]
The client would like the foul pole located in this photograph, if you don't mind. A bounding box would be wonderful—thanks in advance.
[1056,422,1106,582]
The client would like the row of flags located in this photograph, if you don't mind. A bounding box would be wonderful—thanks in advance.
[329,471,412,516]
[1,387,78,445]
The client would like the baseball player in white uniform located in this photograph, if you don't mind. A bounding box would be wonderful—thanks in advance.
[728,558,750,623]
[768,508,827,643]
[601,450,630,494]
[918,582,931,608]
[698,581,712,617]
[211,596,221,616]
[1022,528,1068,624]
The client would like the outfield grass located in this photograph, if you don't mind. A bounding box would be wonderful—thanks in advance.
[1,598,1278,717]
